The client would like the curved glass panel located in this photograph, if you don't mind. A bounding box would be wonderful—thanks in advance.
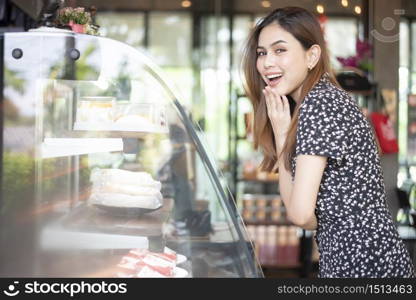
[0,30,262,278]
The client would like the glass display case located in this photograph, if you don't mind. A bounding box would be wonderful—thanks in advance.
[0,28,262,278]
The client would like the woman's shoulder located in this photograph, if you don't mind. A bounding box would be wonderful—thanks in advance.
[301,75,356,113]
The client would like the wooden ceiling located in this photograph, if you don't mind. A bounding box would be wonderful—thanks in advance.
[14,0,368,19]
[72,0,364,14]
[12,0,416,20]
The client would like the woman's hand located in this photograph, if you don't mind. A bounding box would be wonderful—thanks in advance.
[263,86,291,155]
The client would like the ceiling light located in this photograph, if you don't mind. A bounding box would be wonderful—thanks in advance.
[316,4,324,14]
[341,0,348,7]
[354,5,362,14]
[181,0,192,8]
[261,1,271,8]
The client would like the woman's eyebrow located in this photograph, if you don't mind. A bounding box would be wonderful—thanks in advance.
[257,40,287,49]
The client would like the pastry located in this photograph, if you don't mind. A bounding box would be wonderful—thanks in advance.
[89,169,162,210]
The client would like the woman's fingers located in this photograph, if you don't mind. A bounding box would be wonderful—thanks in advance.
[272,88,283,112]
[263,88,274,113]
[281,95,289,113]
[263,88,271,114]
[263,87,292,137]
[265,86,283,113]
[264,87,291,120]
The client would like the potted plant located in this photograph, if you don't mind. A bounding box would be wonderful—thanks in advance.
[336,39,374,76]
[57,7,92,34]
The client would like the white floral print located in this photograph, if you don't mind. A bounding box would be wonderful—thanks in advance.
[291,75,415,278]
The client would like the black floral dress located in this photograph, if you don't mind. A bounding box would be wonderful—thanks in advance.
[291,75,415,278]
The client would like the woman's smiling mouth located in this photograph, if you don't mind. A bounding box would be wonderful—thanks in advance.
[265,73,283,87]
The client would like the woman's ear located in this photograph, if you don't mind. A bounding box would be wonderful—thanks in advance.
[307,44,321,70]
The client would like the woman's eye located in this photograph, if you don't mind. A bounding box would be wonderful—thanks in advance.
[256,51,266,56]
[275,48,286,54]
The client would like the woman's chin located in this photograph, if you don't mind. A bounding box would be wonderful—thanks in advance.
[269,85,287,96]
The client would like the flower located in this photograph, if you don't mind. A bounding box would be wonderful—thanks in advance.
[57,7,91,25]
[57,7,73,24]
[56,6,99,35]
[336,39,373,73]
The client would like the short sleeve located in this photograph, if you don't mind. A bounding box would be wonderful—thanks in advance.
[296,94,348,165]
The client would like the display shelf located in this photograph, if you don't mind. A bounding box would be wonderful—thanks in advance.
[41,138,123,158]
[40,198,174,254]
[56,198,173,237]
[73,122,169,134]
[70,130,168,139]
[40,227,149,250]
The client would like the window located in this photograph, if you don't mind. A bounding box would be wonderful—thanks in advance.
[325,17,358,70]
[96,12,145,50]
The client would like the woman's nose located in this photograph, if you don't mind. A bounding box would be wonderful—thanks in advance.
[264,52,275,68]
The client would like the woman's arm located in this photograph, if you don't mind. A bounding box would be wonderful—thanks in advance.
[276,144,326,230]
[263,87,325,230]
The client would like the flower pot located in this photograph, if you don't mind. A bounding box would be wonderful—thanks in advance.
[69,21,85,33]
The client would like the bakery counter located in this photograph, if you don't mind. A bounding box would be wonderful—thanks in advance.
[0,30,262,278]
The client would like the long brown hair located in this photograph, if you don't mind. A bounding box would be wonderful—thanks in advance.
[242,7,338,172]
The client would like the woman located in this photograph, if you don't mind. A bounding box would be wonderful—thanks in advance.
[242,6,415,278]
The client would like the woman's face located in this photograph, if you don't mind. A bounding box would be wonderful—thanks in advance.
[256,23,310,102]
